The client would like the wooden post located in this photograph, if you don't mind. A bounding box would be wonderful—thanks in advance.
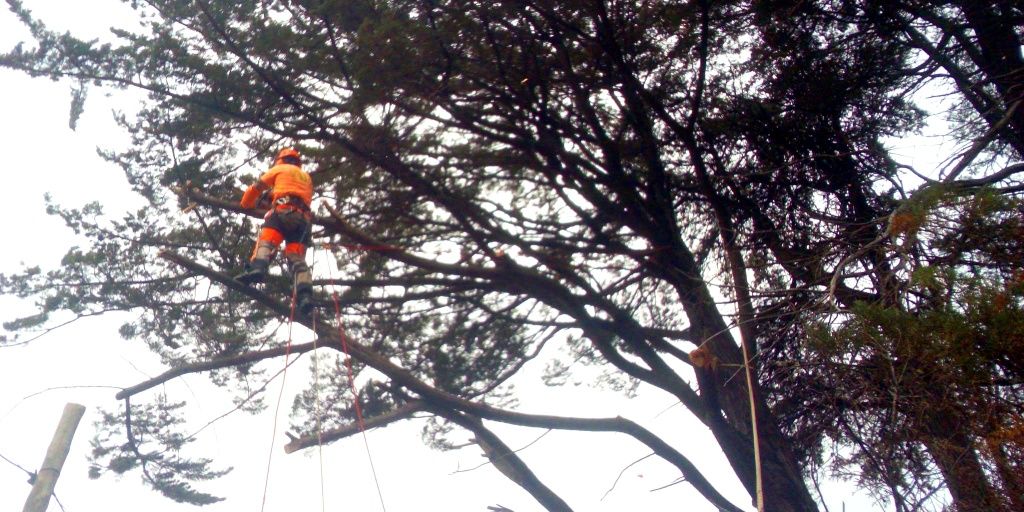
[23,403,87,512]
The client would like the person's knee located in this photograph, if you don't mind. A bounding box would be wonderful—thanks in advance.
[285,254,308,272]
[252,240,277,261]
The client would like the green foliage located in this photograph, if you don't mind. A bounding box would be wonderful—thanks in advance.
[68,81,87,130]
[89,395,231,505]
[2,311,49,332]
[786,189,1024,508]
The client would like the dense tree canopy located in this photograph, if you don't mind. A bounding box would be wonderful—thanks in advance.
[1,1,1021,511]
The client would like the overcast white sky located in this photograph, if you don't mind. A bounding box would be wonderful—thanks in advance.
[0,2,948,511]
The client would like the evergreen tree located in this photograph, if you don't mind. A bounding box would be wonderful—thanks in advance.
[1,1,1021,510]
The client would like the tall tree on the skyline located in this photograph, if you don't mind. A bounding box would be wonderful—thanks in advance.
[1,1,1021,510]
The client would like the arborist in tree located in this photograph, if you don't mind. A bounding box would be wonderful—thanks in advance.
[235,147,315,315]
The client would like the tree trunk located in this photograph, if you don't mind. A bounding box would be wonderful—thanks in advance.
[987,439,1024,512]
[688,313,819,512]
[923,414,1006,512]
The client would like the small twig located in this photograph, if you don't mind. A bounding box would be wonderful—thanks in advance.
[648,476,686,493]
[810,466,834,512]
[652,401,681,419]
[19,385,123,402]
[602,453,656,500]
[452,429,553,475]
[1,385,121,424]
[0,309,117,348]
[896,163,938,186]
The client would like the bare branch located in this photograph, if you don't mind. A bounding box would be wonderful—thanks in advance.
[116,340,317,401]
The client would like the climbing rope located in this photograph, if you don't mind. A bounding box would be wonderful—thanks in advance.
[311,308,327,512]
[254,236,388,512]
[259,281,299,512]
[324,244,388,512]
[304,242,327,512]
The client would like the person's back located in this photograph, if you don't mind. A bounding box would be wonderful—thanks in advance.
[258,160,313,207]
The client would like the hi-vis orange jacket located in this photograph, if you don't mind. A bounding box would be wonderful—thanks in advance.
[240,163,313,209]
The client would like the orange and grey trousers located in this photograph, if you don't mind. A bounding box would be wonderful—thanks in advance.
[251,196,313,287]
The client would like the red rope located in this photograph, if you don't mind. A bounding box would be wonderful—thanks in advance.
[330,288,388,512]
[319,242,403,252]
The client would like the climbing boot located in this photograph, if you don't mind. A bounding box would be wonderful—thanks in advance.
[296,283,315,316]
[235,258,269,285]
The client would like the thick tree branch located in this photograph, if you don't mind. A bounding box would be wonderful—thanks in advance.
[116,339,317,401]
[284,401,427,454]
[442,409,574,512]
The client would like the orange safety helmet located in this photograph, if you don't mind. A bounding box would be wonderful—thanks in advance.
[275,147,301,165]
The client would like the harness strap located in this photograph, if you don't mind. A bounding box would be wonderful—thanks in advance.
[274,196,312,220]
[275,195,311,211]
